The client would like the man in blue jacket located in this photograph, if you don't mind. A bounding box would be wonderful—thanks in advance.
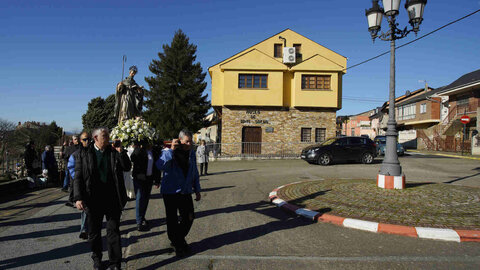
[155,129,201,257]
[67,131,91,240]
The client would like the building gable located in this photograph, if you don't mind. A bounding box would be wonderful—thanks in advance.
[209,29,346,73]
[220,49,288,71]
[291,54,345,72]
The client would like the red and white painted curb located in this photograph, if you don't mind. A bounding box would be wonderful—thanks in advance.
[377,174,405,189]
[269,184,480,242]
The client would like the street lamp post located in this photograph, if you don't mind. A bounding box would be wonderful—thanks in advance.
[365,0,427,189]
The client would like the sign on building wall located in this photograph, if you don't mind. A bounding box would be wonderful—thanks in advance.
[240,110,270,125]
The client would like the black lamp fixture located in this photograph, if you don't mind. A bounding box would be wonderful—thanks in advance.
[405,0,427,33]
[365,0,384,40]
[365,0,427,41]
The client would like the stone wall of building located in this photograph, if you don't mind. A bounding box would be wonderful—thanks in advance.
[220,106,336,155]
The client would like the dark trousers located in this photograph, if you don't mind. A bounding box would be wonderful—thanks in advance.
[163,193,194,247]
[87,201,122,267]
[68,177,74,203]
[199,163,208,175]
[133,178,153,225]
[63,169,70,189]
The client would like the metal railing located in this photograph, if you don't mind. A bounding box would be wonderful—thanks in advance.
[203,142,320,160]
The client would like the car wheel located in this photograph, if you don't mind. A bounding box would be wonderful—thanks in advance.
[362,152,374,164]
[317,153,331,166]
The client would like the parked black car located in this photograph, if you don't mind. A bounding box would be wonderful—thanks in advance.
[301,136,377,165]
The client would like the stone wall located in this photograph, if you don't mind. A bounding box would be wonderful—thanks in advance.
[220,106,336,155]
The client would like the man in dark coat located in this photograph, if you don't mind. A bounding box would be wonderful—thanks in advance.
[74,127,131,270]
[129,140,161,231]
[24,140,38,179]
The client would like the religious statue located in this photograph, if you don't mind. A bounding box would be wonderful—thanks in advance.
[115,65,144,124]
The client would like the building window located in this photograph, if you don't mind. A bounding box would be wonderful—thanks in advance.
[301,128,312,142]
[293,44,302,62]
[238,74,268,89]
[301,75,331,90]
[274,44,282,58]
[420,103,427,114]
[396,103,416,120]
[315,128,326,143]
[351,128,355,136]
[456,95,469,107]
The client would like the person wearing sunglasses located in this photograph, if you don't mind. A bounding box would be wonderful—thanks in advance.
[67,131,91,240]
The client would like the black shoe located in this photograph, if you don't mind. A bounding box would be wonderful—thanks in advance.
[65,201,74,207]
[170,242,185,257]
[79,232,88,240]
[137,223,148,232]
[141,220,150,231]
[183,243,192,255]
[93,259,102,270]
[61,188,68,192]
[174,248,186,257]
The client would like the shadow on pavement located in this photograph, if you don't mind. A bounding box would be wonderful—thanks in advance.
[444,172,480,184]
[206,169,256,175]
[0,241,90,269]
[133,201,314,269]
[198,186,235,193]
[0,225,79,242]
[0,200,65,212]
[0,212,79,227]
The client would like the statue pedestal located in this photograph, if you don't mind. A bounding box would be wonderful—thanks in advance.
[124,146,135,199]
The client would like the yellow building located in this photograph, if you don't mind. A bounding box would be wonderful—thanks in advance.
[208,29,347,155]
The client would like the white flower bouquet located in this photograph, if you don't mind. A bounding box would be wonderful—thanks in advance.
[110,118,158,147]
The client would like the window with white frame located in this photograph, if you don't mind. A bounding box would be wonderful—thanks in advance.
[420,103,427,114]
[396,104,416,120]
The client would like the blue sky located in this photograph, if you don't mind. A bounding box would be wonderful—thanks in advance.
[2,0,480,132]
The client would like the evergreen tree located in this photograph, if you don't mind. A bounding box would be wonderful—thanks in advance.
[144,29,210,139]
[82,94,117,132]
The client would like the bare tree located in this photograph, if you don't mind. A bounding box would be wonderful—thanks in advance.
[0,118,16,163]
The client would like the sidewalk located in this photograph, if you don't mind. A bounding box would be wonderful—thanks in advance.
[407,149,480,160]
[270,179,480,242]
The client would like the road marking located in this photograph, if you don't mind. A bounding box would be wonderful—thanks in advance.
[143,254,480,262]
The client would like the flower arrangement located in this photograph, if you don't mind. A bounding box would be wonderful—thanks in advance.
[110,118,158,147]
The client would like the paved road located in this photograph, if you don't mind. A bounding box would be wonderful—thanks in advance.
[0,154,479,269]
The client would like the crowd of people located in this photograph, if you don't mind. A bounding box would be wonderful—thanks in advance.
[26,127,205,270]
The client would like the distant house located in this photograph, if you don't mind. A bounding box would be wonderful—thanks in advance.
[341,109,376,139]
[195,111,219,144]
[368,107,384,138]
[436,69,480,154]
[377,88,425,148]
[16,121,48,129]
[394,86,444,150]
